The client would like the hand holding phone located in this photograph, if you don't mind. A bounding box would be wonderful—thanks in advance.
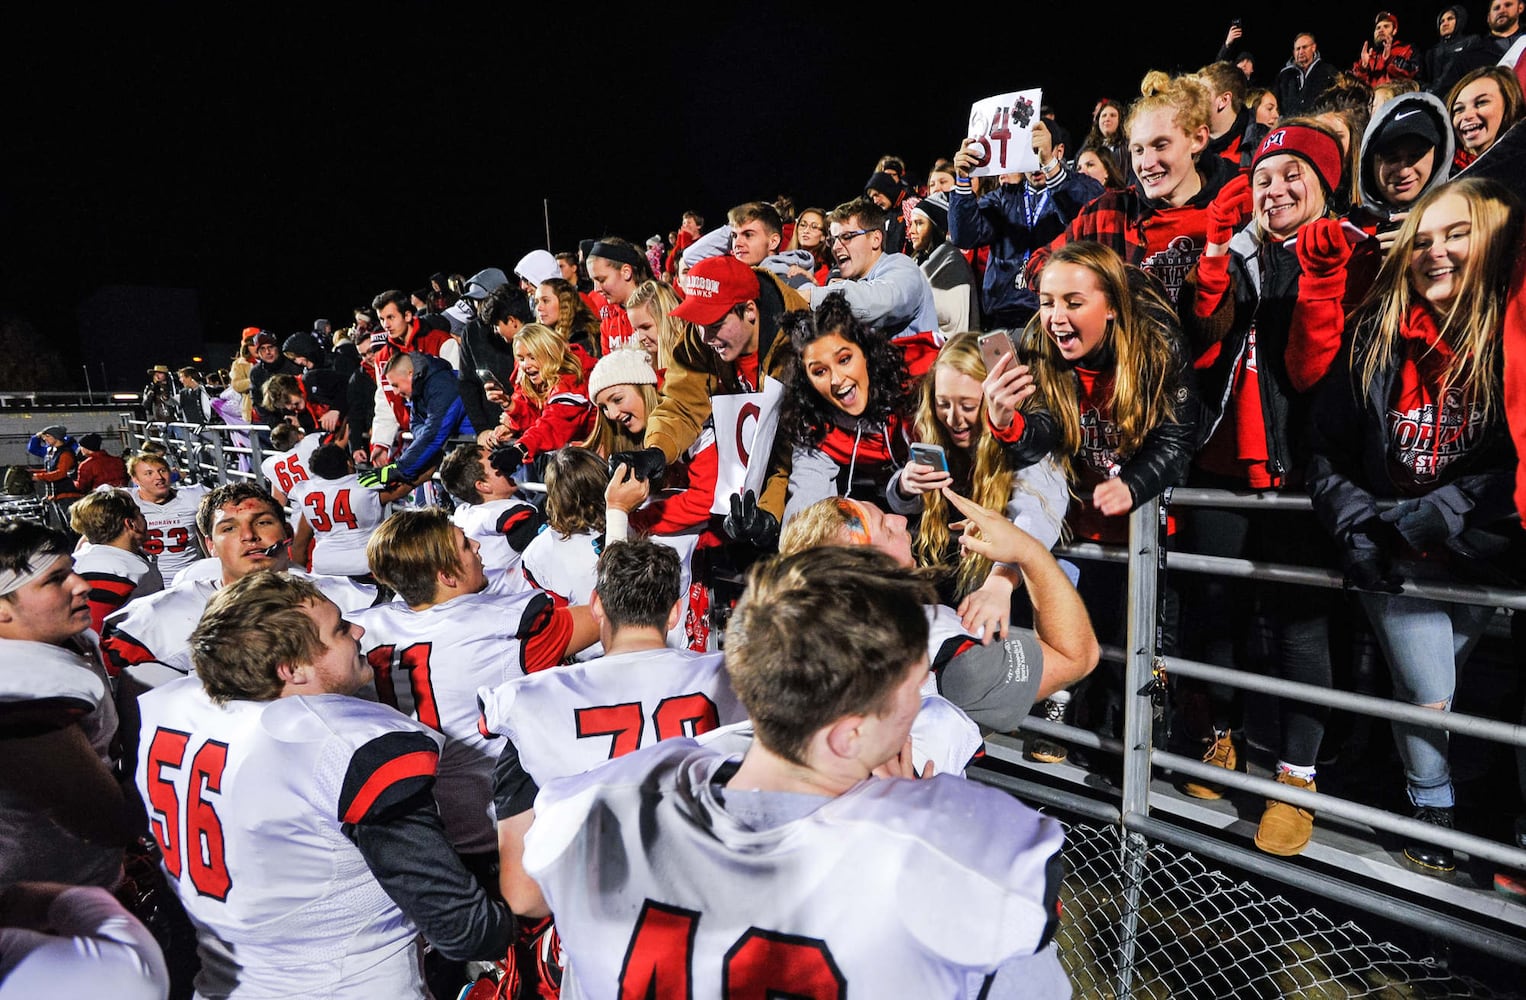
[909,442,949,474]
[901,442,954,497]
[978,331,1016,373]
[982,345,1035,432]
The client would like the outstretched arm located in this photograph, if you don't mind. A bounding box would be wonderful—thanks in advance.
[944,489,1099,696]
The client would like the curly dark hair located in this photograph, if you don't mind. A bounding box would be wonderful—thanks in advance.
[781,292,910,448]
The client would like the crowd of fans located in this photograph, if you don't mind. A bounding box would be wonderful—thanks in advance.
[7,9,1526,998]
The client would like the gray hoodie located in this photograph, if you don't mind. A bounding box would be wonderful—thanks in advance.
[1355,90,1455,225]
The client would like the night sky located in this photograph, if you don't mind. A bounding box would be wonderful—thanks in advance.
[1,3,1461,389]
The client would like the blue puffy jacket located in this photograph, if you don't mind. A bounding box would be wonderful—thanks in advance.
[396,353,475,481]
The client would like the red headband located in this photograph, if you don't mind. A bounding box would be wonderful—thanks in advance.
[1252,124,1344,194]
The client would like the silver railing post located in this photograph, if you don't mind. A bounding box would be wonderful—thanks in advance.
[1114,494,1164,999]
[247,428,265,480]
[211,425,228,481]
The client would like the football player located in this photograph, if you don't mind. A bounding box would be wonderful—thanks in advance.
[523,545,1070,996]
[135,571,515,998]
[102,482,374,676]
[439,442,543,592]
[289,445,385,577]
[480,538,745,916]
[778,492,1099,730]
[354,508,596,868]
[69,488,163,634]
[258,420,319,508]
[128,452,207,581]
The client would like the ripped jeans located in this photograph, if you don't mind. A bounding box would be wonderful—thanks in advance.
[1358,578,1493,809]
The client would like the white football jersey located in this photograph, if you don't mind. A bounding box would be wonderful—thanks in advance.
[696,691,982,779]
[525,740,1065,1000]
[135,676,441,999]
[350,589,571,855]
[0,636,121,891]
[73,543,163,632]
[520,527,599,605]
[101,579,218,677]
[259,434,321,498]
[102,571,377,677]
[290,474,385,577]
[521,531,699,659]
[451,498,542,593]
[478,648,743,818]
[133,484,207,580]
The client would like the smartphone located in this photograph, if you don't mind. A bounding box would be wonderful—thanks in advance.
[909,442,949,474]
[476,368,502,390]
[978,330,1016,372]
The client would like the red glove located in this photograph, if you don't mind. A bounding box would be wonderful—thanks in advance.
[1206,173,1253,247]
[1193,254,1233,320]
[1296,217,1354,300]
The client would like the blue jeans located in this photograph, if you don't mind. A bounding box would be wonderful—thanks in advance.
[1358,585,1492,808]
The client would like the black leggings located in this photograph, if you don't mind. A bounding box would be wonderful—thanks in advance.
[1176,483,1334,769]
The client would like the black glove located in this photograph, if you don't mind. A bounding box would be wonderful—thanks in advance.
[724,490,779,551]
[609,447,667,490]
[1351,515,1405,557]
[490,444,526,479]
[1343,554,1405,594]
[1380,500,1450,553]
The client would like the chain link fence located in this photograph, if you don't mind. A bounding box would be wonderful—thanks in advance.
[1055,822,1518,999]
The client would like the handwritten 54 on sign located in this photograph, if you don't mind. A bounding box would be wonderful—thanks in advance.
[964,88,1042,178]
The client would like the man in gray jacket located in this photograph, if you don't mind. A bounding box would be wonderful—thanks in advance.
[804,197,939,339]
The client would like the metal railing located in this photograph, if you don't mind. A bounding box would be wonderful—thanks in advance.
[119,417,548,500]
[976,487,1526,975]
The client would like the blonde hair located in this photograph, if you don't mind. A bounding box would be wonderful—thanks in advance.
[778,496,867,557]
[366,508,463,607]
[1127,70,1213,146]
[513,323,585,409]
[1353,177,1520,418]
[70,489,140,545]
[1027,242,1185,479]
[910,333,1017,598]
[623,280,685,370]
[581,381,662,457]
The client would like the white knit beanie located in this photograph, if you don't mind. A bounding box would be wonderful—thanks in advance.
[588,348,658,399]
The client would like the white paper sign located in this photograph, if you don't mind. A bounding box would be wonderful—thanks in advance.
[964,88,1043,178]
[709,376,785,514]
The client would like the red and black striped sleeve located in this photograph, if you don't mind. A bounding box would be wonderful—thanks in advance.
[81,572,136,635]
[337,730,440,826]
[100,626,155,678]
[516,592,573,674]
[340,730,515,960]
[494,504,545,554]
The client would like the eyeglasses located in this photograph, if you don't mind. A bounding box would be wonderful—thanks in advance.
[829,229,871,247]
[796,220,823,231]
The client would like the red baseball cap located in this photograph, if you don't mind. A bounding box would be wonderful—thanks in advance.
[672,256,761,326]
